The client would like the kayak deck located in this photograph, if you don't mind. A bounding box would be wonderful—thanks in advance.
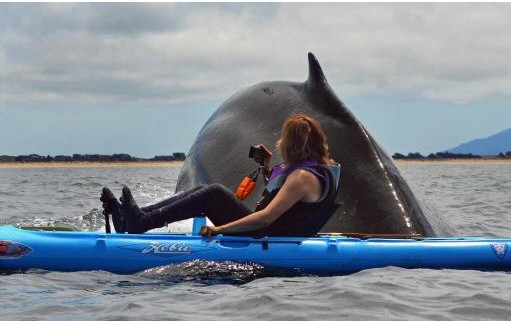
[1,225,510,275]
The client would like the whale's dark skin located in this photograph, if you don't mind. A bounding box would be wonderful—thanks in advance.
[176,53,453,237]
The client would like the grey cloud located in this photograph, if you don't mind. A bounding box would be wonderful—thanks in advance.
[87,3,184,35]
[1,3,184,36]
[0,3,279,37]
[1,3,511,106]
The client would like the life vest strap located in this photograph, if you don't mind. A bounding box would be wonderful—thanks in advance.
[328,163,341,191]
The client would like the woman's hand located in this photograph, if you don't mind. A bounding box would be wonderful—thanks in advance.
[199,225,221,238]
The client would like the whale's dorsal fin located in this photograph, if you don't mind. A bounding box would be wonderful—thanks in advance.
[306,52,328,90]
[304,52,346,119]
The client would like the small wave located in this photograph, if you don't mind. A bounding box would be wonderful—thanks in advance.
[14,216,80,231]
[11,209,107,232]
[0,191,19,196]
[79,208,108,231]
[71,182,103,188]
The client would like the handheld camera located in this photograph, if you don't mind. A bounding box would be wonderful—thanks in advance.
[249,145,263,160]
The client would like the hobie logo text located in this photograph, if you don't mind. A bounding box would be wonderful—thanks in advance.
[141,242,192,255]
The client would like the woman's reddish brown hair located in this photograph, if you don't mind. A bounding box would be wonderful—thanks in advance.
[277,114,333,165]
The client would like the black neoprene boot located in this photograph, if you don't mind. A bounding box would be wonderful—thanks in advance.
[121,186,156,234]
[100,187,126,233]
[121,186,173,234]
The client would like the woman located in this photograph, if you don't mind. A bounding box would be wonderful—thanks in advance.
[100,114,339,237]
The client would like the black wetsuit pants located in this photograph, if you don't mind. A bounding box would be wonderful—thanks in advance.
[138,183,253,233]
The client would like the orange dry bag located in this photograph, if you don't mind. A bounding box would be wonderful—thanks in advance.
[235,168,260,200]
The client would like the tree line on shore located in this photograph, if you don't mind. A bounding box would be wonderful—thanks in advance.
[4,150,511,163]
[392,151,511,160]
[0,153,186,163]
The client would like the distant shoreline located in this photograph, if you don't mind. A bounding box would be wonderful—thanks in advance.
[0,161,184,168]
[395,158,511,165]
[1,159,511,169]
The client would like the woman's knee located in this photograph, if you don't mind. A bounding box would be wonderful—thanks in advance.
[200,183,235,203]
[208,183,232,196]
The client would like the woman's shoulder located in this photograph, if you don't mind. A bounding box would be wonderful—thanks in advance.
[287,167,320,183]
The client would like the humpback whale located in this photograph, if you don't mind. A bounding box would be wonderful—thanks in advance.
[177,53,453,237]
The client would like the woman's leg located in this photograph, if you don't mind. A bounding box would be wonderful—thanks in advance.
[122,184,252,234]
[101,185,208,234]
[140,185,207,212]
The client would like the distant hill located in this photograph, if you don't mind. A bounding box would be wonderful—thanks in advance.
[448,127,511,156]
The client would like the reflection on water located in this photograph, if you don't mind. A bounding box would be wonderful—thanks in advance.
[140,260,268,285]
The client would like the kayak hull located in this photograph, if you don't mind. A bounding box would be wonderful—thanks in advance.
[1,225,510,275]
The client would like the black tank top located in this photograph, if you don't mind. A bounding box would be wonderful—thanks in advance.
[250,162,339,237]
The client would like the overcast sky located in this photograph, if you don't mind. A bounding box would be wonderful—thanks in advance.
[1,3,511,157]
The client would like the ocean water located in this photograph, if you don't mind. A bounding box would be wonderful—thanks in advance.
[1,163,511,321]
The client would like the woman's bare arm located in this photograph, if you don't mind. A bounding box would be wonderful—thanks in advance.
[200,169,321,237]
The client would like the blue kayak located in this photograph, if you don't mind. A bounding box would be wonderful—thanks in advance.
[1,225,510,275]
